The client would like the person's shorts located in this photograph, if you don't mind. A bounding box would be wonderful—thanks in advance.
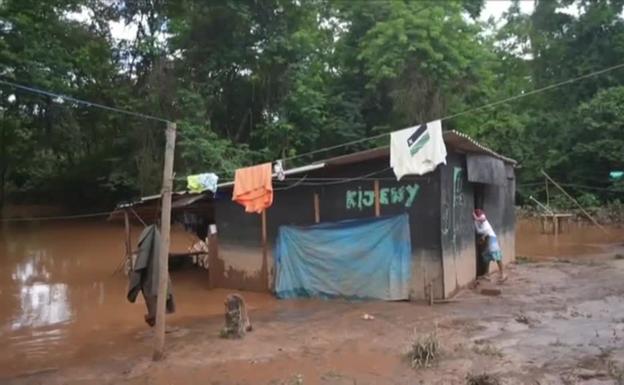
[483,250,502,263]
[482,236,502,262]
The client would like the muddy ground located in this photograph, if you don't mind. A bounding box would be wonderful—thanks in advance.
[5,254,624,384]
[3,219,624,384]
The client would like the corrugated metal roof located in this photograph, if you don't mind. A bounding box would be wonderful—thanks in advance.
[316,130,516,167]
[443,130,516,165]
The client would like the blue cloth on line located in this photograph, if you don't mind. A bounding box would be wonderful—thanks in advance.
[187,173,218,193]
[274,214,412,300]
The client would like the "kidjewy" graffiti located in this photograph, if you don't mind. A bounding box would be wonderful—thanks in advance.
[346,183,420,210]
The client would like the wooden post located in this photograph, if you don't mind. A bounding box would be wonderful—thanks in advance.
[153,122,176,361]
[554,216,559,236]
[313,193,320,223]
[261,209,268,289]
[208,224,219,289]
[428,282,433,306]
[123,209,132,259]
[374,180,380,217]
[541,170,608,234]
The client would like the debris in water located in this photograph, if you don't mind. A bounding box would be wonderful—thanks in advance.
[361,313,375,320]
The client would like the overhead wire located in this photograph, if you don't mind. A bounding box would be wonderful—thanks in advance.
[0,211,113,222]
[0,79,171,124]
[278,62,624,165]
[276,167,393,187]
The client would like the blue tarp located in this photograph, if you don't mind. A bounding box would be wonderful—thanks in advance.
[274,214,412,300]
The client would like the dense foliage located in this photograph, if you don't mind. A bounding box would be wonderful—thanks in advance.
[1,0,623,211]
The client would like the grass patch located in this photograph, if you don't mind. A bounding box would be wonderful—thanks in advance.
[549,338,567,347]
[407,331,440,369]
[466,373,501,385]
[472,343,503,358]
[515,255,532,264]
[608,361,624,385]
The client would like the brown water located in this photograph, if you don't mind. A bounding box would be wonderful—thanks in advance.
[516,218,624,258]
[0,220,276,378]
[0,217,623,378]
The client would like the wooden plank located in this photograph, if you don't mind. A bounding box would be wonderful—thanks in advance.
[374,180,380,217]
[123,210,131,259]
[153,121,176,361]
[313,192,320,223]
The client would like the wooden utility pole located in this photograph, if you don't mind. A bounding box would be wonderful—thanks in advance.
[153,122,176,361]
[313,192,320,223]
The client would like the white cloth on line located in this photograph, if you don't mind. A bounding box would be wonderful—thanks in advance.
[390,119,447,180]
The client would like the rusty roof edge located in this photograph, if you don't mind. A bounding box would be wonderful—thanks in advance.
[444,130,517,165]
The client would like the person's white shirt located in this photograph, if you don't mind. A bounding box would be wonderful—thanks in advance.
[474,219,496,238]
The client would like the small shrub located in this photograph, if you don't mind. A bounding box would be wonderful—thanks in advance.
[472,343,503,357]
[407,331,440,368]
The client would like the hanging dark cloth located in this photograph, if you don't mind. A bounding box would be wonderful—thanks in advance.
[127,224,175,326]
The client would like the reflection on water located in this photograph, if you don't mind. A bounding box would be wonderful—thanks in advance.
[10,252,72,330]
[12,283,71,330]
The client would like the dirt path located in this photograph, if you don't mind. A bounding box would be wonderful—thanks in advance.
[6,252,624,385]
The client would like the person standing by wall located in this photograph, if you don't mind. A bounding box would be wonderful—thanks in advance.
[473,209,506,283]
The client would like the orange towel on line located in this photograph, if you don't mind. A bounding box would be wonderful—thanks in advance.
[232,163,273,213]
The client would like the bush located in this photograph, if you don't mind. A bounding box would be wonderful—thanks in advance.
[407,331,439,368]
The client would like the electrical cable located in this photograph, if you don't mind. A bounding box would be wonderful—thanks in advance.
[0,79,171,123]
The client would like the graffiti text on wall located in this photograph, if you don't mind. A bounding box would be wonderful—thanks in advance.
[346,184,420,210]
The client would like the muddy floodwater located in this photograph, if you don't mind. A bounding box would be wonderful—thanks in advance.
[0,220,276,378]
[516,217,624,258]
[0,217,623,379]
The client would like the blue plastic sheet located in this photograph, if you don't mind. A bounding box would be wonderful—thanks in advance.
[274,214,412,300]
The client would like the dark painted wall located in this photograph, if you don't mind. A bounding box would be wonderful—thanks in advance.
[439,153,477,297]
[212,150,515,297]
[481,164,516,265]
